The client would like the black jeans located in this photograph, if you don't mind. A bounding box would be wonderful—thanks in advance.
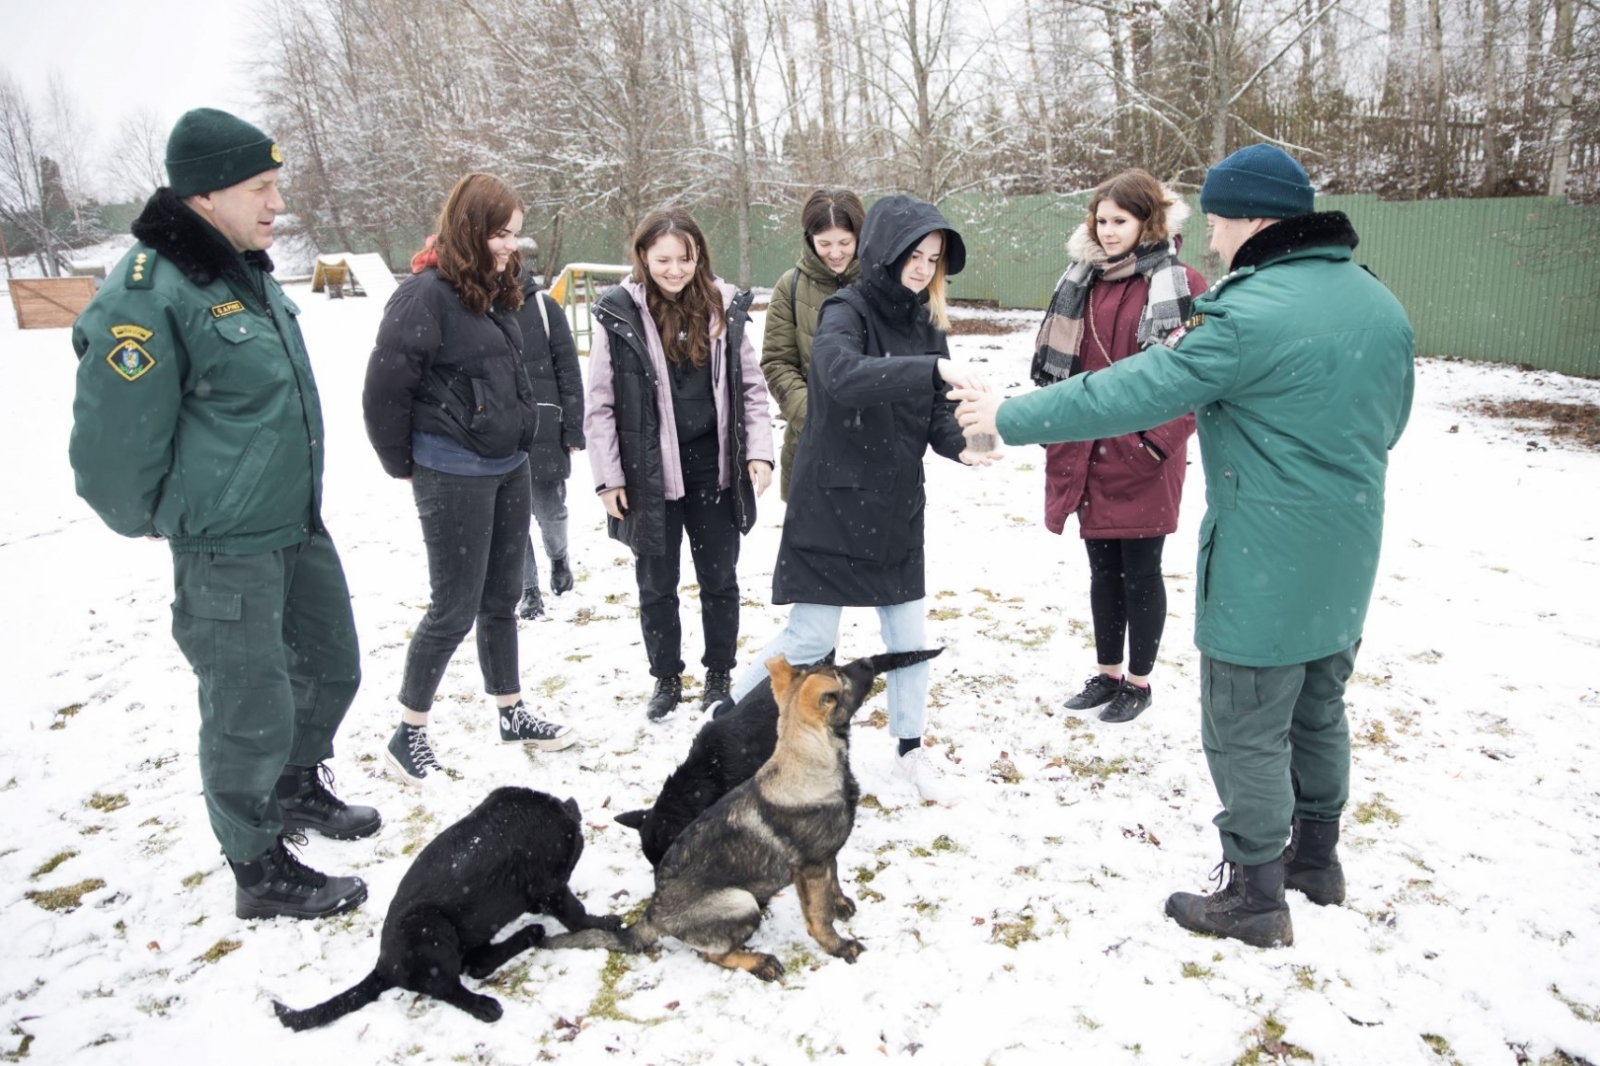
[1084,535,1167,677]
[635,485,741,678]
[399,461,531,712]
[522,477,569,590]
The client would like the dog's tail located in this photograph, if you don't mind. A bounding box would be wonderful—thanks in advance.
[858,647,944,677]
[272,971,390,1032]
[544,917,659,955]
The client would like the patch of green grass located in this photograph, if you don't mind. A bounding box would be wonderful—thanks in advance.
[585,951,662,1025]
[1293,964,1317,990]
[540,675,568,699]
[1422,1033,1463,1065]
[990,758,1023,784]
[1051,754,1131,782]
[928,607,961,621]
[181,871,207,889]
[1234,1015,1312,1065]
[3,1023,33,1062]
[49,704,84,731]
[907,898,939,916]
[931,835,959,853]
[1550,985,1599,1023]
[29,850,78,880]
[990,911,1037,948]
[481,958,532,994]
[1352,793,1402,826]
[87,792,128,813]
[564,653,591,662]
[26,879,105,912]
[197,938,241,964]
[1181,961,1212,979]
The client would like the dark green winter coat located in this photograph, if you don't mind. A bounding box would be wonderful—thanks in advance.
[69,189,324,555]
[761,245,860,499]
[997,212,1415,667]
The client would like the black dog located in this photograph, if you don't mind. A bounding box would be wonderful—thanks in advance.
[273,787,621,1030]
[614,648,943,867]
[548,653,917,980]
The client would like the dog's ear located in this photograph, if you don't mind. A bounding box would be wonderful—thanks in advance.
[767,655,799,705]
[562,796,582,824]
[614,809,648,831]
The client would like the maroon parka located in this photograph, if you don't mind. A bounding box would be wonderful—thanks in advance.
[1043,264,1207,539]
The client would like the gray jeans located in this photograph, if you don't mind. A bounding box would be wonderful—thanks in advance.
[522,478,569,590]
[399,461,531,712]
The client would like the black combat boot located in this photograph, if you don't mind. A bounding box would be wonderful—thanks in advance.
[1282,818,1346,906]
[518,585,545,619]
[1165,858,1294,948]
[550,556,574,596]
[646,675,683,721]
[276,763,382,840]
[232,836,368,920]
[701,669,733,713]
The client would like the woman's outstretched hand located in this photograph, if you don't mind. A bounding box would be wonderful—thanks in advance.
[937,359,991,394]
[948,386,1004,442]
[601,487,629,520]
[748,460,773,497]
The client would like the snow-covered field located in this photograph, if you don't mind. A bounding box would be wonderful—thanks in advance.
[2,286,1598,1066]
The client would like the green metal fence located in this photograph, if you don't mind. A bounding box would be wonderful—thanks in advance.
[552,193,1600,378]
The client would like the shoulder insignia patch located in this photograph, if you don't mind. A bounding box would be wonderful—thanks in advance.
[111,324,154,342]
[106,339,157,382]
[126,250,154,289]
[210,300,245,319]
[1184,313,1207,329]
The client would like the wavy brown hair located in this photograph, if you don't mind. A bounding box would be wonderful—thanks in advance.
[630,208,724,369]
[1085,168,1175,250]
[432,173,525,316]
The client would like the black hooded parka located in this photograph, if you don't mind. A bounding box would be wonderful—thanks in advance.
[771,195,969,606]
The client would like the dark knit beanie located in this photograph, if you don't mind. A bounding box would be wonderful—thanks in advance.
[1200,144,1315,219]
[165,108,283,198]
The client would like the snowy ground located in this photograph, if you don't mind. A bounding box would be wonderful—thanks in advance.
[2,286,1598,1066]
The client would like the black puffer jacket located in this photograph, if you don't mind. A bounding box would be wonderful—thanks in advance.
[772,195,969,606]
[514,275,585,481]
[363,268,535,479]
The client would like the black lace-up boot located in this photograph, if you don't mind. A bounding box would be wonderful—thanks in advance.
[646,675,683,721]
[1165,858,1294,948]
[232,835,368,920]
[1282,818,1346,905]
[276,763,381,840]
[701,669,733,713]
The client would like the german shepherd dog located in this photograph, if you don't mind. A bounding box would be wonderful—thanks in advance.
[614,649,944,868]
[273,788,622,1030]
[546,652,937,981]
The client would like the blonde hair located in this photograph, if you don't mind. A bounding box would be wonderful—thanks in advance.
[925,251,951,332]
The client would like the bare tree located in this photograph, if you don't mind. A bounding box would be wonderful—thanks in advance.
[113,107,168,201]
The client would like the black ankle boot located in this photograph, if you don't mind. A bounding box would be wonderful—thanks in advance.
[276,763,382,840]
[232,836,368,920]
[550,556,574,596]
[701,669,733,713]
[1282,818,1345,905]
[646,675,683,721]
[1165,858,1294,948]
[518,585,545,619]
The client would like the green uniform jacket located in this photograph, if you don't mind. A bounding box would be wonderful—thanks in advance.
[997,213,1415,667]
[69,190,324,555]
[761,245,860,499]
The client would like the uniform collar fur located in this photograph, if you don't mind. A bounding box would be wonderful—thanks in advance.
[130,187,275,286]
[1230,211,1358,272]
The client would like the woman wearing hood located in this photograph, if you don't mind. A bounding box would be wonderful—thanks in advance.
[760,188,866,500]
[1033,169,1207,725]
[585,208,776,721]
[727,194,996,805]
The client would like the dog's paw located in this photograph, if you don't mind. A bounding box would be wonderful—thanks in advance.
[751,954,786,982]
[591,914,625,932]
[834,894,857,918]
[469,994,504,1023]
[832,938,866,963]
[529,924,549,943]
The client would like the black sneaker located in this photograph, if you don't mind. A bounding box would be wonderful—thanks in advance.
[498,701,576,751]
[1099,681,1153,723]
[646,675,683,721]
[518,586,545,620]
[233,835,368,921]
[384,723,449,785]
[1063,673,1122,711]
[550,556,574,596]
[277,763,382,840]
[701,669,733,713]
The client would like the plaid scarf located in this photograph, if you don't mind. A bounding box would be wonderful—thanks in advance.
[1030,239,1193,386]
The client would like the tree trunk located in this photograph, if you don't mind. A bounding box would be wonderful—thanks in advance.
[1480,0,1503,194]
[1545,0,1574,197]
[1380,0,1407,111]
[730,1,755,287]
[1427,0,1448,194]
[814,0,839,163]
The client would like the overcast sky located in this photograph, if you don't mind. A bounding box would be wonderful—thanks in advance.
[3,0,267,182]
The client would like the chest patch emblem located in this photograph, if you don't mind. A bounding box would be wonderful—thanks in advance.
[111,324,154,342]
[106,339,156,382]
[211,301,245,319]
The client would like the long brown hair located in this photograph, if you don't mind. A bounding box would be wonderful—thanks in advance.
[630,208,724,369]
[1085,168,1175,250]
[432,173,525,316]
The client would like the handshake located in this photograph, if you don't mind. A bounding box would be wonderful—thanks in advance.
[936,359,1006,468]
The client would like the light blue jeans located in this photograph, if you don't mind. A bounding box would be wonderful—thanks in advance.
[731,600,929,739]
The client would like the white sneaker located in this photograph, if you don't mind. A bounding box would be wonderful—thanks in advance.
[896,745,957,806]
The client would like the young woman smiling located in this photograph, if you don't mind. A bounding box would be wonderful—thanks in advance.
[1030,168,1208,725]
[585,208,776,721]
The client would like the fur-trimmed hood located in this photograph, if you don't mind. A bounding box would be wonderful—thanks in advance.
[1066,187,1191,265]
[130,187,274,287]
